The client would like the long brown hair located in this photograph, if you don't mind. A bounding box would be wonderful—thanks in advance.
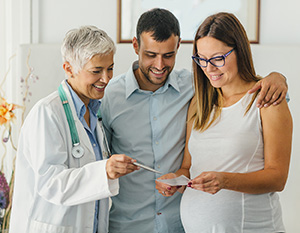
[191,12,261,131]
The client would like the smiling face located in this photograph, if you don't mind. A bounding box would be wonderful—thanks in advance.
[196,37,240,91]
[64,52,114,105]
[133,32,180,92]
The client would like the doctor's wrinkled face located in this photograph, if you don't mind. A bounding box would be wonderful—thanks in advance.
[68,52,114,105]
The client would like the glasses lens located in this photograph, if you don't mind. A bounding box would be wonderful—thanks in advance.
[193,57,207,67]
[192,57,200,66]
[199,58,208,67]
[210,56,225,67]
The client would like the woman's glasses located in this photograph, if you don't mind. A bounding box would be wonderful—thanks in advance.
[192,48,235,68]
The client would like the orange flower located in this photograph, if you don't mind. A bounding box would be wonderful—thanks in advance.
[0,97,17,128]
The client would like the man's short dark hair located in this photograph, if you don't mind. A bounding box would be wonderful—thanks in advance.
[136,8,181,45]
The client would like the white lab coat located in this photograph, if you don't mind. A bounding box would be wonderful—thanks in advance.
[9,80,118,233]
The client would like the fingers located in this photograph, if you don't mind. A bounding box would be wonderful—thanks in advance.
[255,85,268,108]
[248,81,261,94]
[156,184,181,197]
[272,91,287,106]
[155,173,180,197]
[106,154,139,179]
[257,87,287,108]
[189,180,219,195]
[188,172,223,195]
[253,73,288,108]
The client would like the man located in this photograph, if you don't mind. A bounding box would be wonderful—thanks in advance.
[101,8,288,233]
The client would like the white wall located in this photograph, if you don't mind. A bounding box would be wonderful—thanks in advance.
[6,0,300,231]
[260,0,300,45]
[36,0,300,44]
[35,0,300,75]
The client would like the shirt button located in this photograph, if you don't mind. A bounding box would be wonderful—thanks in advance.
[157,212,162,215]
[153,117,157,121]
[155,141,159,145]
[93,144,96,147]
[157,165,160,168]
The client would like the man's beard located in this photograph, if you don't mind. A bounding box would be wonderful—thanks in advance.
[140,66,170,87]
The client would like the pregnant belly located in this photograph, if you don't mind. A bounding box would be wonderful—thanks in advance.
[180,188,243,233]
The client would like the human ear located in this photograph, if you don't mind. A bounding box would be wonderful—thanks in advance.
[177,37,181,50]
[63,62,74,78]
[132,37,139,55]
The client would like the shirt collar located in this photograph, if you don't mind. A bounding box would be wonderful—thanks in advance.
[65,80,101,119]
[163,70,180,93]
[125,61,180,99]
[125,61,140,99]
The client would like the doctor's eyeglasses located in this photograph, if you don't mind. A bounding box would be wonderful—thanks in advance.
[192,48,235,68]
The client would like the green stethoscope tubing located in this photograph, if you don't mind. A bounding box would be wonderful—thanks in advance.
[58,84,84,158]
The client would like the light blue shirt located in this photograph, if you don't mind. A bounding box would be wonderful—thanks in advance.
[66,81,102,233]
[101,62,194,233]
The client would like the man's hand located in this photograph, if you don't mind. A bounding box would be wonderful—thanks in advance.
[248,72,288,108]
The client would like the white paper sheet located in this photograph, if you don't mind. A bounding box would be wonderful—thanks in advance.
[157,175,190,186]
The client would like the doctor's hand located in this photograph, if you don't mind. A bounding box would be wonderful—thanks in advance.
[155,173,184,197]
[106,154,139,179]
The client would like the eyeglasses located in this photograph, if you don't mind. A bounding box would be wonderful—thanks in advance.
[192,48,235,68]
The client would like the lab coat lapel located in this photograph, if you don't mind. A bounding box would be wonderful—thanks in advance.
[60,80,95,164]
[96,121,109,159]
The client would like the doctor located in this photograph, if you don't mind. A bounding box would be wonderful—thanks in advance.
[9,25,138,233]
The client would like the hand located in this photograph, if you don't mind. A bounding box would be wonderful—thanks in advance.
[106,154,138,179]
[188,171,225,195]
[248,72,288,108]
[155,173,183,197]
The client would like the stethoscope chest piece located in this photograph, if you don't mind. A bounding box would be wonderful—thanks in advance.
[72,144,85,159]
[58,84,85,159]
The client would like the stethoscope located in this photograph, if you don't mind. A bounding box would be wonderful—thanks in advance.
[58,83,111,159]
[58,84,85,159]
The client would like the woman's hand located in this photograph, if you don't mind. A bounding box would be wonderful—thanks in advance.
[155,173,183,197]
[106,154,138,179]
[189,171,225,195]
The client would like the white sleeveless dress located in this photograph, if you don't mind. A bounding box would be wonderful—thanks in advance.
[180,93,285,233]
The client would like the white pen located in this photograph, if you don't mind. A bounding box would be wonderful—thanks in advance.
[133,162,162,174]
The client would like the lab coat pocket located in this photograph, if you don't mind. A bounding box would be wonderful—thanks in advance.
[28,219,73,233]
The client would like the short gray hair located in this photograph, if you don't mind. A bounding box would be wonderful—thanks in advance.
[61,25,116,74]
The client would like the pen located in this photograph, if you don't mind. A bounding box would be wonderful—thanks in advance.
[133,162,162,174]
